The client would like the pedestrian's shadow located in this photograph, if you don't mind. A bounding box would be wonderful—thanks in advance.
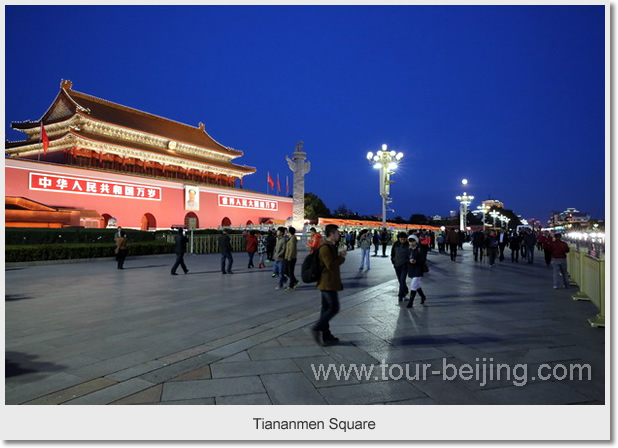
[6,351,66,377]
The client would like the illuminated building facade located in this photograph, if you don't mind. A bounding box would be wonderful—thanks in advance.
[5,80,292,229]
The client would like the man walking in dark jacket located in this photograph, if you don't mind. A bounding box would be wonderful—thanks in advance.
[171,228,189,275]
[523,229,537,264]
[390,232,410,304]
[311,224,346,346]
[219,228,234,274]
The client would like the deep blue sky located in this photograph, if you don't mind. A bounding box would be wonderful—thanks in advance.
[4,5,606,222]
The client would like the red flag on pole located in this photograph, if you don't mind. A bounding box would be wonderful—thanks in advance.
[276,174,281,193]
[267,172,274,190]
[40,122,49,155]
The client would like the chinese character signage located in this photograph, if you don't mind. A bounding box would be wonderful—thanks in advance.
[29,173,161,200]
[218,194,278,211]
[185,185,200,211]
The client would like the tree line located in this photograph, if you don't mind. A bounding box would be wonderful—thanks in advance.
[304,192,523,229]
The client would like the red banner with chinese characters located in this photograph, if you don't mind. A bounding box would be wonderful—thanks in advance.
[29,172,162,200]
[218,194,278,211]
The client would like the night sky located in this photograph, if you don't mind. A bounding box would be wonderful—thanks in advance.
[4,4,607,223]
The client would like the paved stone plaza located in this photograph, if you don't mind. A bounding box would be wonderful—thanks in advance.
[5,244,605,405]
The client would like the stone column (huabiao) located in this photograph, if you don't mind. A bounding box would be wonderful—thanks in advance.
[286,141,311,231]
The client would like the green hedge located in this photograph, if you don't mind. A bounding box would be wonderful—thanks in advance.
[6,227,244,245]
[5,242,174,263]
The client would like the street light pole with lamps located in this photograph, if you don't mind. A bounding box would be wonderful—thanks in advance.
[455,179,474,232]
[477,204,490,229]
[366,144,403,229]
[489,210,500,229]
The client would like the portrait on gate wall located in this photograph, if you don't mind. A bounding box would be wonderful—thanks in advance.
[185,186,199,211]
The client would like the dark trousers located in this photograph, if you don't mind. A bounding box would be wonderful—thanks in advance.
[544,248,552,266]
[511,248,520,263]
[394,264,409,299]
[373,243,379,255]
[221,253,233,273]
[449,243,458,260]
[285,258,298,287]
[171,253,188,273]
[473,244,484,261]
[247,251,255,268]
[313,290,340,336]
[381,243,388,257]
[116,249,128,269]
[488,247,498,265]
[499,243,507,261]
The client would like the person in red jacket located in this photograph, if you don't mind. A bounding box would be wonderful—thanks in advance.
[245,230,258,268]
[307,227,322,254]
[548,233,570,289]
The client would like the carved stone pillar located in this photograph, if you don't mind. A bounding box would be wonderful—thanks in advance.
[286,141,311,231]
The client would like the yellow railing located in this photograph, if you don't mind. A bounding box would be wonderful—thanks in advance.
[567,244,605,328]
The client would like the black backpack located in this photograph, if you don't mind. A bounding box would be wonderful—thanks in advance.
[301,250,322,283]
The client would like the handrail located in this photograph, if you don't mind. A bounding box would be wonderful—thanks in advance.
[567,244,605,327]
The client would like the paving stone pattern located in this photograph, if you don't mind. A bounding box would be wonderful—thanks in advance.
[5,244,605,405]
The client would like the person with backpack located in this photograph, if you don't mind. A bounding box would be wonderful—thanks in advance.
[357,229,372,271]
[311,224,346,346]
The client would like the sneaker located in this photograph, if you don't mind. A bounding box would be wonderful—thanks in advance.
[553,286,559,289]
[275,285,283,290]
[272,273,277,278]
[359,267,363,271]
[322,334,340,345]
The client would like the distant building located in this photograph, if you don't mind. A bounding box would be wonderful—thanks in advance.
[5,80,292,229]
[482,199,504,210]
[550,208,591,228]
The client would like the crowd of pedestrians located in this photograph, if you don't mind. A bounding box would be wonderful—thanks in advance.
[113,222,571,346]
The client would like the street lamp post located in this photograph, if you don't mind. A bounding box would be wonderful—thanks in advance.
[489,210,499,228]
[455,181,474,232]
[367,144,403,229]
[477,204,489,229]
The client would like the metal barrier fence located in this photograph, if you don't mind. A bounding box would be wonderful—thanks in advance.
[567,244,605,328]
[166,234,248,254]
[166,231,312,255]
